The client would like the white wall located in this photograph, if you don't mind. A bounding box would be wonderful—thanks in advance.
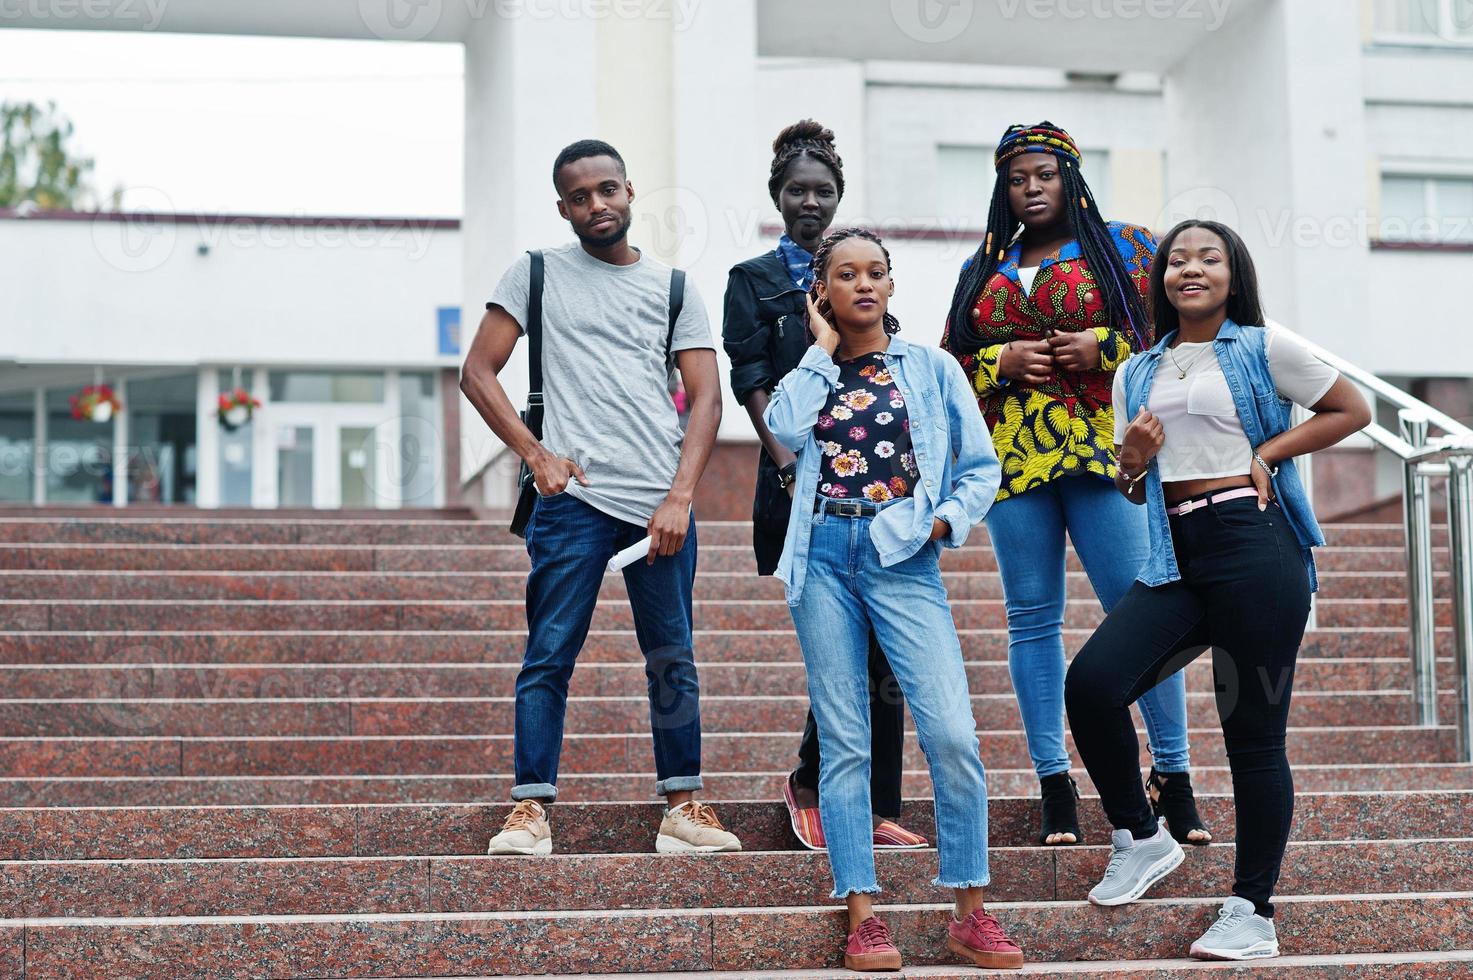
[863,67,1166,229]
[1,216,461,369]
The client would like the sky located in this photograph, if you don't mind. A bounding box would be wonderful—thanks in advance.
[0,29,465,217]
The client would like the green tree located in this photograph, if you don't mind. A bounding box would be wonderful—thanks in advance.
[0,100,100,210]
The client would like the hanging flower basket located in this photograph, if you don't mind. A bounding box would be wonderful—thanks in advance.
[217,387,261,431]
[69,384,122,423]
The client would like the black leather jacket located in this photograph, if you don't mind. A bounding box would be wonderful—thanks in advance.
[721,249,811,572]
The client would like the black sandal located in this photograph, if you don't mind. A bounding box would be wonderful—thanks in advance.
[1038,772,1081,846]
[1147,767,1212,845]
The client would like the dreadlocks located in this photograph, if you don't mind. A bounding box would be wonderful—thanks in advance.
[810,227,900,336]
[768,119,845,206]
[945,121,1150,356]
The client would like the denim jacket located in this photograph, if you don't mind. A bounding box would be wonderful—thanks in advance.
[1119,319,1325,592]
[764,337,1002,605]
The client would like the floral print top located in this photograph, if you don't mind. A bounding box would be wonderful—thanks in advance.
[814,351,917,502]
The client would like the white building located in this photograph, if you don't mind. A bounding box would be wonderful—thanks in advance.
[1,0,1469,512]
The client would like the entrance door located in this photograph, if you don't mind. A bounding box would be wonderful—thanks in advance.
[262,406,399,509]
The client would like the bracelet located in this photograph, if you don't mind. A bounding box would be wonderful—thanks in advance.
[776,462,798,489]
[1252,451,1278,479]
[1119,466,1148,492]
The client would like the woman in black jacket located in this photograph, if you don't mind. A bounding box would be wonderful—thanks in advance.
[722,120,925,851]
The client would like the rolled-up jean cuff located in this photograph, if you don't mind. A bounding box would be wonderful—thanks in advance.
[656,775,703,796]
[511,782,558,802]
[934,875,990,889]
[831,885,882,900]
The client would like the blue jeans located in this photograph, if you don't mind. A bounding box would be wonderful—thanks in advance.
[512,492,702,801]
[986,475,1191,779]
[790,507,990,899]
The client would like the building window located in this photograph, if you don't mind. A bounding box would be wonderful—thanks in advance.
[126,373,198,505]
[0,392,34,504]
[1374,0,1473,42]
[937,144,1111,231]
[1380,173,1473,244]
[267,370,384,403]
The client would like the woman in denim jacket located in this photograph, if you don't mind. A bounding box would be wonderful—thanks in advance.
[764,228,1023,972]
[1064,220,1370,961]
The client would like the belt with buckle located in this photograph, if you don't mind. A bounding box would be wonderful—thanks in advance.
[814,497,882,518]
[1166,486,1261,517]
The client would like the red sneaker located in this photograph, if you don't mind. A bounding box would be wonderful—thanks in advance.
[782,772,826,850]
[946,908,1024,970]
[844,916,902,972]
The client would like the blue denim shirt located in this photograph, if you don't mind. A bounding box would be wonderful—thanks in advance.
[764,337,1002,605]
[1118,319,1325,592]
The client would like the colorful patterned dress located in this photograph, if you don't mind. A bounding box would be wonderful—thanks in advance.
[940,221,1157,502]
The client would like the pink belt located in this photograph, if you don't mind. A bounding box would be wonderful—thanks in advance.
[1166,486,1261,517]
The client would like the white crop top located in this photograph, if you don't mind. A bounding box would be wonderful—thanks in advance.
[1017,265,1040,294]
[1111,326,1339,482]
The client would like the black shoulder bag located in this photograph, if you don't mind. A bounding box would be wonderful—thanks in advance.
[508,252,686,537]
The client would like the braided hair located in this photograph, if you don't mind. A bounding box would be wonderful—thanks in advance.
[945,121,1150,355]
[768,119,845,206]
[810,227,900,336]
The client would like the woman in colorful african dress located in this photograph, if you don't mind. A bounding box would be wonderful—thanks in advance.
[941,121,1210,848]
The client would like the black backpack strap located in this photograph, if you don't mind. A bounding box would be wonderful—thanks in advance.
[524,249,545,438]
[665,267,686,373]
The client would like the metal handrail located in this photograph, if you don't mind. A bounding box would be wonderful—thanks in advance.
[1272,321,1473,762]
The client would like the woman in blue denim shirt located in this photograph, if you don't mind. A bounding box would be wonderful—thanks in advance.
[1063,221,1370,961]
[764,229,1023,972]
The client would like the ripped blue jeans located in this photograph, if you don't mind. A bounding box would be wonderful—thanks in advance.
[789,506,989,898]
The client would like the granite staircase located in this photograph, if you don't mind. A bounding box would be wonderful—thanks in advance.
[0,513,1469,978]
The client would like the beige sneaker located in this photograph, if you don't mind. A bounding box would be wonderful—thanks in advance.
[655,800,742,854]
[487,800,553,856]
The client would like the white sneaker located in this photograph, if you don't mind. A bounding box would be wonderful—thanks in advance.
[1190,896,1280,960]
[1087,822,1184,906]
[487,799,553,856]
[655,800,742,853]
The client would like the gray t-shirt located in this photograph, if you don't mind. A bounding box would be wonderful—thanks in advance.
[489,242,714,527]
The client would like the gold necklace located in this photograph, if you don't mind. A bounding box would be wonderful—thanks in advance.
[1168,342,1210,380]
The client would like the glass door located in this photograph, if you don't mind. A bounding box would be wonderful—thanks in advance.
[262,406,397,509]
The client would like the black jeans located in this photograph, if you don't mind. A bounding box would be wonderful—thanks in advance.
[1065,497,1311,917]
[793,631,905,819]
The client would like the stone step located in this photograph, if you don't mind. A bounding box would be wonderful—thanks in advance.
[0,690,1451,738]
[2,792,1465,860]
[0,597,1432,631]
[0,569,1431,602]
[0,627,1436,664]
[3,839,1469,919]
[0,725,1454,779]
[2,657,1430,699]
[8,763,1472,807]
[0,519,1415,547]
[5,892,1469,977]
[522,951,1473,980]
[0,543,1449,574]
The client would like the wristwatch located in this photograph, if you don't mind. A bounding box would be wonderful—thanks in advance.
[776,462,798,490]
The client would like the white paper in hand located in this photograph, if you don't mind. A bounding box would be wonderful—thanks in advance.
[607,536,653,572]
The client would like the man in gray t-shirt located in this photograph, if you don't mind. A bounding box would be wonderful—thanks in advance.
[461,139,740,858]
[488,241,712,527]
